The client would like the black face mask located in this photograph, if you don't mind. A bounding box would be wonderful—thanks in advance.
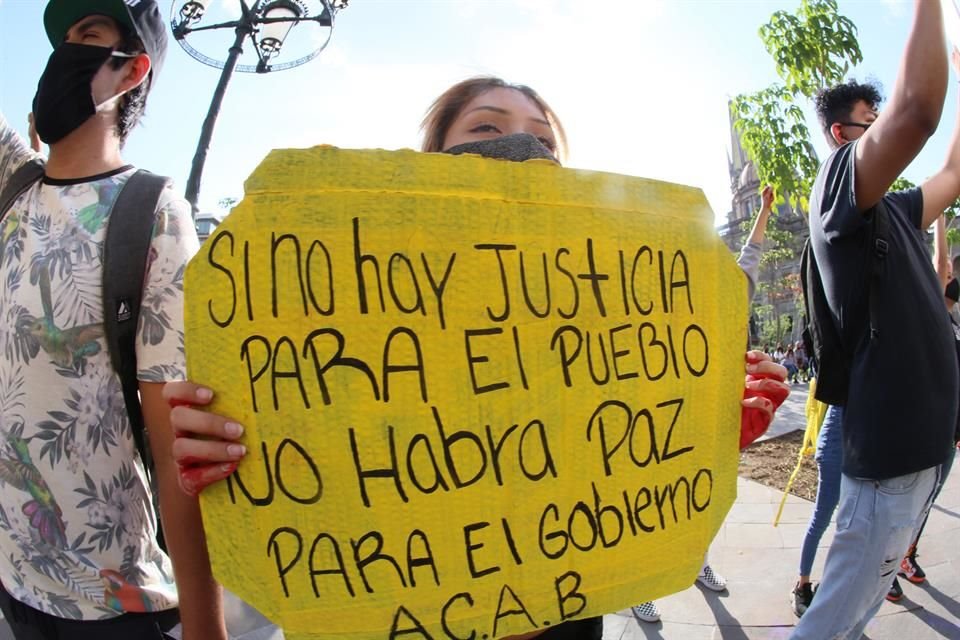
[443,132,559,164]
[32,43,118,145]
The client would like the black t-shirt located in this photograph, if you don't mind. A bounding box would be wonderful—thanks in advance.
[809,142,958,479]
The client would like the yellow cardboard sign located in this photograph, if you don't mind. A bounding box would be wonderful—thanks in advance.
[184,147,747,640]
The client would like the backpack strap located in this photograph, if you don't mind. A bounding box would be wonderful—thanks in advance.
[801,236,852,406]
[101,170,171,486]
[0,159,45,221]
[867,207,890,340]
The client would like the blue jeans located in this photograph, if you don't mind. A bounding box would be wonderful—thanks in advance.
[789,465,940,640]
[911,446,955,548]
[799,405,843,577]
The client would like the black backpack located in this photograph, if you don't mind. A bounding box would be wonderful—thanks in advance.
[0,159,171,548]
[800,207,889,406]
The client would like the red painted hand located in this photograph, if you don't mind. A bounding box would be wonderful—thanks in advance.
[740,351,790,449]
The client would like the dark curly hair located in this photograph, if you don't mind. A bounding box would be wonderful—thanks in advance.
[814,80,884,147]
[107,23,151,147]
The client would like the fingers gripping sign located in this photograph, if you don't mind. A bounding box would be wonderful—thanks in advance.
[164,382,246,496]
[740,351,790,449]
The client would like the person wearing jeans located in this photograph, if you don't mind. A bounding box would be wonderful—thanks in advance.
[792,1,960,636]
[791,466,941,639]
[791,404,843,616]
[889,220,960,602]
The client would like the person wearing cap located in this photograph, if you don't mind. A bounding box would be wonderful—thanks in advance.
[0,2,226,639]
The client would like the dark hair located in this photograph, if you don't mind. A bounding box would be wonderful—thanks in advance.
[814,80,883,146]
[947,277,960,303]
[107,24,150,146]
[420,76,568,162]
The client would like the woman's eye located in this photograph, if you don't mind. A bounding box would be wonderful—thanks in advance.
[538,137,556,151]
[469,124,500,134]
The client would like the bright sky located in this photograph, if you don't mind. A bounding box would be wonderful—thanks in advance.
[1,0,958,221]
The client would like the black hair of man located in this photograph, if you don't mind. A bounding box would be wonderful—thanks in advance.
[814,80,884,138]
[107,23,149,147]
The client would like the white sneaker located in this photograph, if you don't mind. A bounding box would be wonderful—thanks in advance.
[697,565,727,592]
[631,601,661,623]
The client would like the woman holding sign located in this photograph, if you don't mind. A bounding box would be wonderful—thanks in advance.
[164,76,790,639]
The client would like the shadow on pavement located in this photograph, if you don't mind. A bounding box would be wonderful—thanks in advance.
[700,590,749,640]
[914,582,960,629]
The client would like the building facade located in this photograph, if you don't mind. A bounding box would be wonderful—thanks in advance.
[195,212,222,243]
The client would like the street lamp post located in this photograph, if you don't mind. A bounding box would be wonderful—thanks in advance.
[171,0,347,216]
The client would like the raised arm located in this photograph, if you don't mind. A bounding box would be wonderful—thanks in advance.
[737,185,774,302]
[855,0,947,212]
[745,185,774,246]
[0,111,42,187]
[922,48,960,228]
[934,214,951,291]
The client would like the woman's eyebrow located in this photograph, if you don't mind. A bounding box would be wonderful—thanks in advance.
[465,105,510,116]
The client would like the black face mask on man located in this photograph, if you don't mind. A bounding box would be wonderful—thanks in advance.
[443,132,559,164]
[32,42,136,145]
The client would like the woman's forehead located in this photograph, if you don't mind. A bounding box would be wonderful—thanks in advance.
[460,87,549,122]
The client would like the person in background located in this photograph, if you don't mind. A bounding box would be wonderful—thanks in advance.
[782,348,799,383]
[773,342,786,364]
[886,206,960,603]
[794,341,808,382]
[789,403,843,617]
[625,183,782,624]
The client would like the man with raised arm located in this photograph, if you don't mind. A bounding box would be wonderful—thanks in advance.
[790,1,959,637]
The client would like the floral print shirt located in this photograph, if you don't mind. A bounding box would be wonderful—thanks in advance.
[0,113,198,619]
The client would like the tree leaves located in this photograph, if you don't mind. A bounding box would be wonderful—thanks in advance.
[730,87,819,213]
[731,0,863,344]
[760,0,862,98]
[734,0,863,212]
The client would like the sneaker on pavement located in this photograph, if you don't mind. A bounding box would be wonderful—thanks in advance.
[886,577,904,603]
[791,581,814,617]
[899,552,926,584]
[631,601,661,623]
[697,565,727,592]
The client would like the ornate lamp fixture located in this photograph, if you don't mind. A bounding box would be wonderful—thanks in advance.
[171,0,348,214]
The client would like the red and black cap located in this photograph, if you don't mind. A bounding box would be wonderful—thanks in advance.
[43,0,168,77]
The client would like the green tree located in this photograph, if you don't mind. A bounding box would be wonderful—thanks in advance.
[889,177,916,192]
[218,196,239,213]
[731,0,862,346]
[755,225,802,345]
[730,0,862,212]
